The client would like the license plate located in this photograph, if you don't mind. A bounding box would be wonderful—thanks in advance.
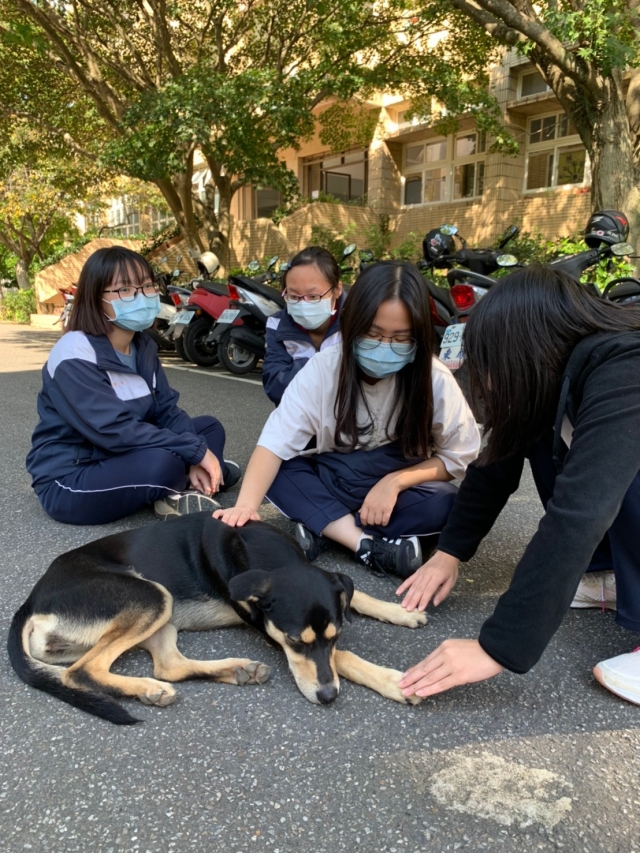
[440,323,465,347]
[439,324,465,370]
[169,311,194,326]
[217,308,240,324]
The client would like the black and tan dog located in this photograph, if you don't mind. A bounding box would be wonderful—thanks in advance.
[8,513,426,724]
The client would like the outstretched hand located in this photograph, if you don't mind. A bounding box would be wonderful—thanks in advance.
[396,550,460,612]
[213,505,261,527]
[398,639,503,698]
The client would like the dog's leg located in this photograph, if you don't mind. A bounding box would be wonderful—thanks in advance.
[62,583,177,707]
[139,623,271,686]
[350,590,427,628]
[335,649,422,705]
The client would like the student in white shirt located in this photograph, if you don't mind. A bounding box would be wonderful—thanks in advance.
[215,261,480,578]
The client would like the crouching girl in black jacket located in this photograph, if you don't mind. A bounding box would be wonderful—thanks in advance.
[398,265,640,706]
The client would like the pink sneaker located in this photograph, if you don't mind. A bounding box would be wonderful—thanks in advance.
[593,647,640,705]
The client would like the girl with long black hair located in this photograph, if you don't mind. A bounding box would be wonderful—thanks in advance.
[398,265,640,706]
[215,261,480,578]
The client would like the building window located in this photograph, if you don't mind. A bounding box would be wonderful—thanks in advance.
[519,70,550,99]
[107,197,141,237]
[303,149,368,203]
[525,112,586,191]
[255,187,282,218]
[402,130,485,206]
[150,207,174,232]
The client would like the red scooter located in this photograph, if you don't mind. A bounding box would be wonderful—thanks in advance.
[169,252,237,367]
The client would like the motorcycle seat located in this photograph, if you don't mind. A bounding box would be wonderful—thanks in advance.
[447,269,497,288]
[198,281,229,297]
[228,275,286,308]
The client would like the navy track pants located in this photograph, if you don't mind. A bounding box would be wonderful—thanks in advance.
[266,443,458,539]
[36,416,227,526]
[529,436,640,633]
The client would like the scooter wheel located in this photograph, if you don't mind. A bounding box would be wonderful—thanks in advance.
[218,329,260,375]
[182,317,219,367]
[174,332,188,362]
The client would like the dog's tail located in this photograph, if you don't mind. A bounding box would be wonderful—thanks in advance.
[7,603,140,726]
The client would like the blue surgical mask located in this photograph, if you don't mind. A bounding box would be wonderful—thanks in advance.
[353,340,416,379]
[286,296,335,330]
[103,293,160,332]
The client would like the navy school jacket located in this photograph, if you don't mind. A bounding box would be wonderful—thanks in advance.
[261,293,346,405]
[26,331,207,491]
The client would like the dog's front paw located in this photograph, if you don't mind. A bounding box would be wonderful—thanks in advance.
[385,669,424,705]
[385,603,427,629]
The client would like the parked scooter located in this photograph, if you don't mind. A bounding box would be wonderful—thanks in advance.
[207,255,285,375]
[145,266,193,353]
[56,286,76,329]
[439,210,639,375]
[168,252,231,367]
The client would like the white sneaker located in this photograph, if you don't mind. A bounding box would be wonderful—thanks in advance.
[593,647,640,705]
[570,571,616,611]
[154,490,221,520]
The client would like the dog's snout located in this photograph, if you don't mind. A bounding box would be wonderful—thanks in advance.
[316,684,339,705]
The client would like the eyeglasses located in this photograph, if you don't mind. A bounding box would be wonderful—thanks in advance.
[284,286,333,305]
[103,282,160,302]
[358,334,417,355]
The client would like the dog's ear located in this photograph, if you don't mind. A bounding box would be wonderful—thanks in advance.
[333,572,354,623]
[228,570,273,610]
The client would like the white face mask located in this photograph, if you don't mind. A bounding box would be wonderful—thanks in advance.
[286,296,335,330]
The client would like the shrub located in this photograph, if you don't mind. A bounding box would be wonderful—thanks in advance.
[1,288,37,324]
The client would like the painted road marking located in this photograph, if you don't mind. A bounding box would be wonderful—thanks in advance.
[163,362,262,386]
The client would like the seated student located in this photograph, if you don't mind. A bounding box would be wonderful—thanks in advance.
[26,246,240,526]
[215,261,481,578]
[397,266,640,706]
[262,246,345,405]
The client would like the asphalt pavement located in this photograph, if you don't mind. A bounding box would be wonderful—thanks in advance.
[1,324,639,853]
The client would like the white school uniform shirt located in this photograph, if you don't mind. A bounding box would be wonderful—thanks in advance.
[257,346,481,481]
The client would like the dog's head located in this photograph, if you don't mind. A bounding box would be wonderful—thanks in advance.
[229,565,354,705]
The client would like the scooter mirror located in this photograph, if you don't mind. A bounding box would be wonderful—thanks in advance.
[496,254,518,267]
[175,254,182,263]
[267,255,279,269]
[498,225,520,248]
[359,249,374,262]
[440,224,458,236]
[159,256,168,263]
[343,243,357,258]
[611,242,635,256]
[247,260,261,272]
[278,262,290,273]
[172,269,181,277]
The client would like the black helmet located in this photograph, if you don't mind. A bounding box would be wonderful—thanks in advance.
[422,227,456,267]
[584,210,629,248]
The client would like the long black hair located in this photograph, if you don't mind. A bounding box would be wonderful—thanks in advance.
[465,264,640,465]
[335,261,435,458]
[67,247,154,337]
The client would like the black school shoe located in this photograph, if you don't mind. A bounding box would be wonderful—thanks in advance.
[355,535,422,580]
[294,522,323,561]
[219,460,242,492]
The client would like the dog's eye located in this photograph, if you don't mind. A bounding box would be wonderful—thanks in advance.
[287,639,306,653]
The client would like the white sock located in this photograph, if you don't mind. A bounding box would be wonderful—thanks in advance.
[356,533,373,553]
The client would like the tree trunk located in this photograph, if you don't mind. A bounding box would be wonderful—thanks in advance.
[15,258,31,290]
[210,183,232,271]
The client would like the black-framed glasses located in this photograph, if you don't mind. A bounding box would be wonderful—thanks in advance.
[103,282,160,302]
[284,286,333,305]
[357,334,417,355]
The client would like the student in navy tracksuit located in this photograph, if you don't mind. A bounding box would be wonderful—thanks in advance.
[26,247,239,526]
[262,247,345,405]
